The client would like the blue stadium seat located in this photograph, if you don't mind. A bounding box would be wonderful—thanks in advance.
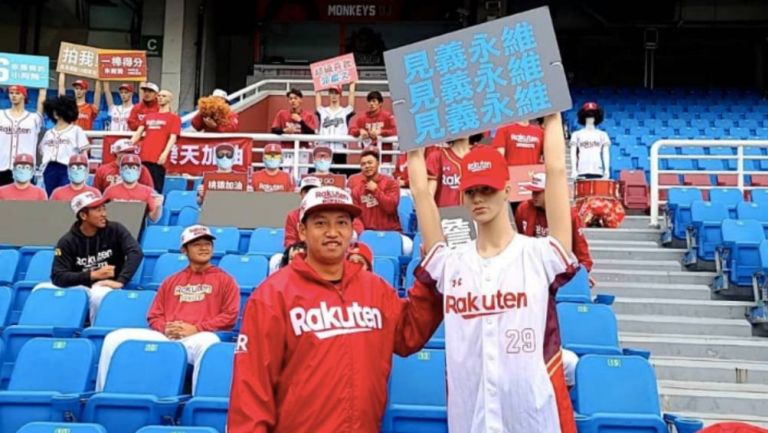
[614,134,636,147]
[640,134,660,147]
[705,127,726,137]
[714,119,734,129]
[126,260,145,290]
[737,119,759,130]
[412,233,423,258]
[403,257,419,290]
[137,427,217,433]
[667,119,687,130]
[1,289,88,388]
[709,146,736,170]
[218,254,268,327]
[753,189,768,205]
[0,339,96,433]
[620,118,639,129]
[690,119,710,130]
[0,249,20,286]
[629,126,651,137]
[556,266,591,303]
[17,422,107,433]
[147,208,172,227]
[146,253,189,291]
[177,206,200,227]
[679,127,699,139]
[573,355,702,433]
[361,230,403,258]
[666,159,695,171]
[141,225,184,281]
[557,303,621,356]
[655,126,676,137]
[666,188,703,242]
[756,127,768,139]
[737,201,768,223]
[643,119,662,129]
[709,188,743,218]
[180,343,235,433]
[373,257,400,288]
[729,127,751,140]
[680,146,704,155]
[82,340,188,433]
[166,191,200,225]
[686,201,729,263]
[81,290,156,356]
[209,227,240,258]
[398,195,415,235]
[247,228,285,257]
[717,219,766,288]
[382,349,447,433]
[163,176,189,195]
[10,250,55,324]
[610,155,633,180]
[0,287,10,330]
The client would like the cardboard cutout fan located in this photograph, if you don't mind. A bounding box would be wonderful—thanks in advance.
[197,96,232,128]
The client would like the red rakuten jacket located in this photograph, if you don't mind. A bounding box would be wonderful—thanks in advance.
[227,256,443,433]
[350,173,402,231]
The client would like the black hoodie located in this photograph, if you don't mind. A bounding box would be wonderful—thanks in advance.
[51,221,143,287]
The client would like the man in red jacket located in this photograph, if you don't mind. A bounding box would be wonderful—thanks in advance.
[349,91,397,162]
[95,224,240,392]
[350,146,402,231]
[127,82,160,130]
[228,186,442,433]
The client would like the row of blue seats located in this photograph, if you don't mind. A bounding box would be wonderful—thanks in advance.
[604,118,767,130]
[685,201,768,262]
[609,127,766,145]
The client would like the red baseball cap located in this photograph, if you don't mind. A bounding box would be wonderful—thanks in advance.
[328,85,342,94]
[459,146,509,192]
[349,242,373,269]
[71,191,109,215]
[8,85,28,100]
[72,80,89,90]
[313,145,333,158]
[118,83,134,92]
[299,186,361,222]
[68,154,89,166]
[264,143,282,155]
[120,154,141,166]
[582,101,599,111]
[523,173,546,192]
[13,153,34,166]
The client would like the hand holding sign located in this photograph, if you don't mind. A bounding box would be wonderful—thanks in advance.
[310,53,359,91]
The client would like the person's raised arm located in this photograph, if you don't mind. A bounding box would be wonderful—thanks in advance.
[602,134,611,179]
[569,136,578,179]
[36,86,46,114]
[103,82,114,110]
[408,148,444,252]
[346,81,356,108]
[543,113,572,252]
[92,80,103,113]
[57,73,66,96]
[314,89,322,111]
[130,125,145,144]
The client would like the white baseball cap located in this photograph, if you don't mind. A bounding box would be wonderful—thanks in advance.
[71,191,109,215]
[110,138,137,155]
[212,89,228,99]
[141,82,159,93]
[524,173,546,192]
[180,224,217,248]
[299,186,361,222]
[299,176,323,192]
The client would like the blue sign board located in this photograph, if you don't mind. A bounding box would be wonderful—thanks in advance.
[0,52,50,88]
[384,6,571,150]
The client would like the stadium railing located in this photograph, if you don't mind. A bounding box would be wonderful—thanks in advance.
[649,139,768,227]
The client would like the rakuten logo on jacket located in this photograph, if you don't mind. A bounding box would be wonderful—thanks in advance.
[290,301,383,339]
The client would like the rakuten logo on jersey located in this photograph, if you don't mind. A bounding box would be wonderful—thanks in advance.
[442,173,460,188]
[290,302,383,339]
[445,290,528,319]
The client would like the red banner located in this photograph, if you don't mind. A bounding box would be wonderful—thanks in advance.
[102,136,253,176]
[203,172,249,193]
[98,50,147,81]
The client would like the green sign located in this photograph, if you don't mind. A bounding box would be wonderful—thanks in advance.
[141,35,163,57]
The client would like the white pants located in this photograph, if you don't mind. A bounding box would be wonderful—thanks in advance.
[95,328,220,392]
[562,348,578,387]
[33,282,113,323]
[401,235,413,256]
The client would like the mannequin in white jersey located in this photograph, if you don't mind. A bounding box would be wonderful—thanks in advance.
[103,82,135,132]
[315,82,356,173]
[570,102,610,179]
[408,113,578,433]
[0,85,45,186]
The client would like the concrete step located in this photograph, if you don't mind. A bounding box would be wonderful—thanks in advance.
[596,282,712,300]
[588,239,661,249]
[590,247,684,261]
[584,228,661,242]
[613,298,751,320]
[617,314,753,337]
[593,259,682,271]
[677,412,768,428]
[620,333,768,361]
[592,269,717,285]
[652,356,768,385]
[659,380,768,417]
[620,216,661,229]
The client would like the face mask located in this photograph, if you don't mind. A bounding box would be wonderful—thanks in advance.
[217,156,234,171]
[315,160,331,172]
[13,166,33,183]
[264,158,281,169]
[68,166,87,184]
[120,166,140,184]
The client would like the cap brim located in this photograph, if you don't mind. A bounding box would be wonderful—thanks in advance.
[82,197,110,212]
[460,177,507,192]
[302,203,362,222]
[182,234,216,248]
[523,184,544,192]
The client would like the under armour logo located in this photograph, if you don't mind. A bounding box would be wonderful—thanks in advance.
[451,278,463,288]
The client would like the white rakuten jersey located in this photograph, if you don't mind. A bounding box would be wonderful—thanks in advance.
[569,128,610,178]
[417,235,577,433]
[109,104,133,132]
[316,106,354,150]
[0,110,43,170]
[39,125,89,166]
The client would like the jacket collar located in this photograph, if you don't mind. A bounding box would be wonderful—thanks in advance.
[290,254,363,291]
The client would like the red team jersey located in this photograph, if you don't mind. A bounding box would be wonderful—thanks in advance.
[350,174,402,231]
[103,182,158,213]
[251,169,295,193]
[50,184,99,202]
[426,147,464,207]
[127,100,160,131]
[93,161,155,192]
[139,112,181,163]
[492,123,544,166]
[76,103,98,131]
[514,199,594,271]
[0,183,47,201]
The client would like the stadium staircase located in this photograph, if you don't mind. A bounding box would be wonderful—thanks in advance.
[587,216,768,427]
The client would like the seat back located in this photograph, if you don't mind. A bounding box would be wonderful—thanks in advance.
[360,230,403,257]
[166,190,199,212]
[194,342,235,397]
[247,227,285,255]
[0,286,10,327]
[0,249,20,284]
[619,170,646,185]
[373,257,398,287]
[555,267,591,303]
[24,250,55,282]
[760,240,768,272]
[18,423,108,433]
[92,290,156,328]
[210,227,241,255]
[691,201,729,225]
[668,188,703,209]
[104,340,187,397]
[9,338,95,392]
[682,174,711,186]
[218,254,268,289]
[737,201,768,223]
[721,219,764,245]
[388,348,446,409]
[557,303,620,354]
[142,225,184,252]
[177,206,200,227]
[18,288,88,327]
[151,253,189,283]
[710,188,743,211]
[574,355,661,416]
[753,189,768,205]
